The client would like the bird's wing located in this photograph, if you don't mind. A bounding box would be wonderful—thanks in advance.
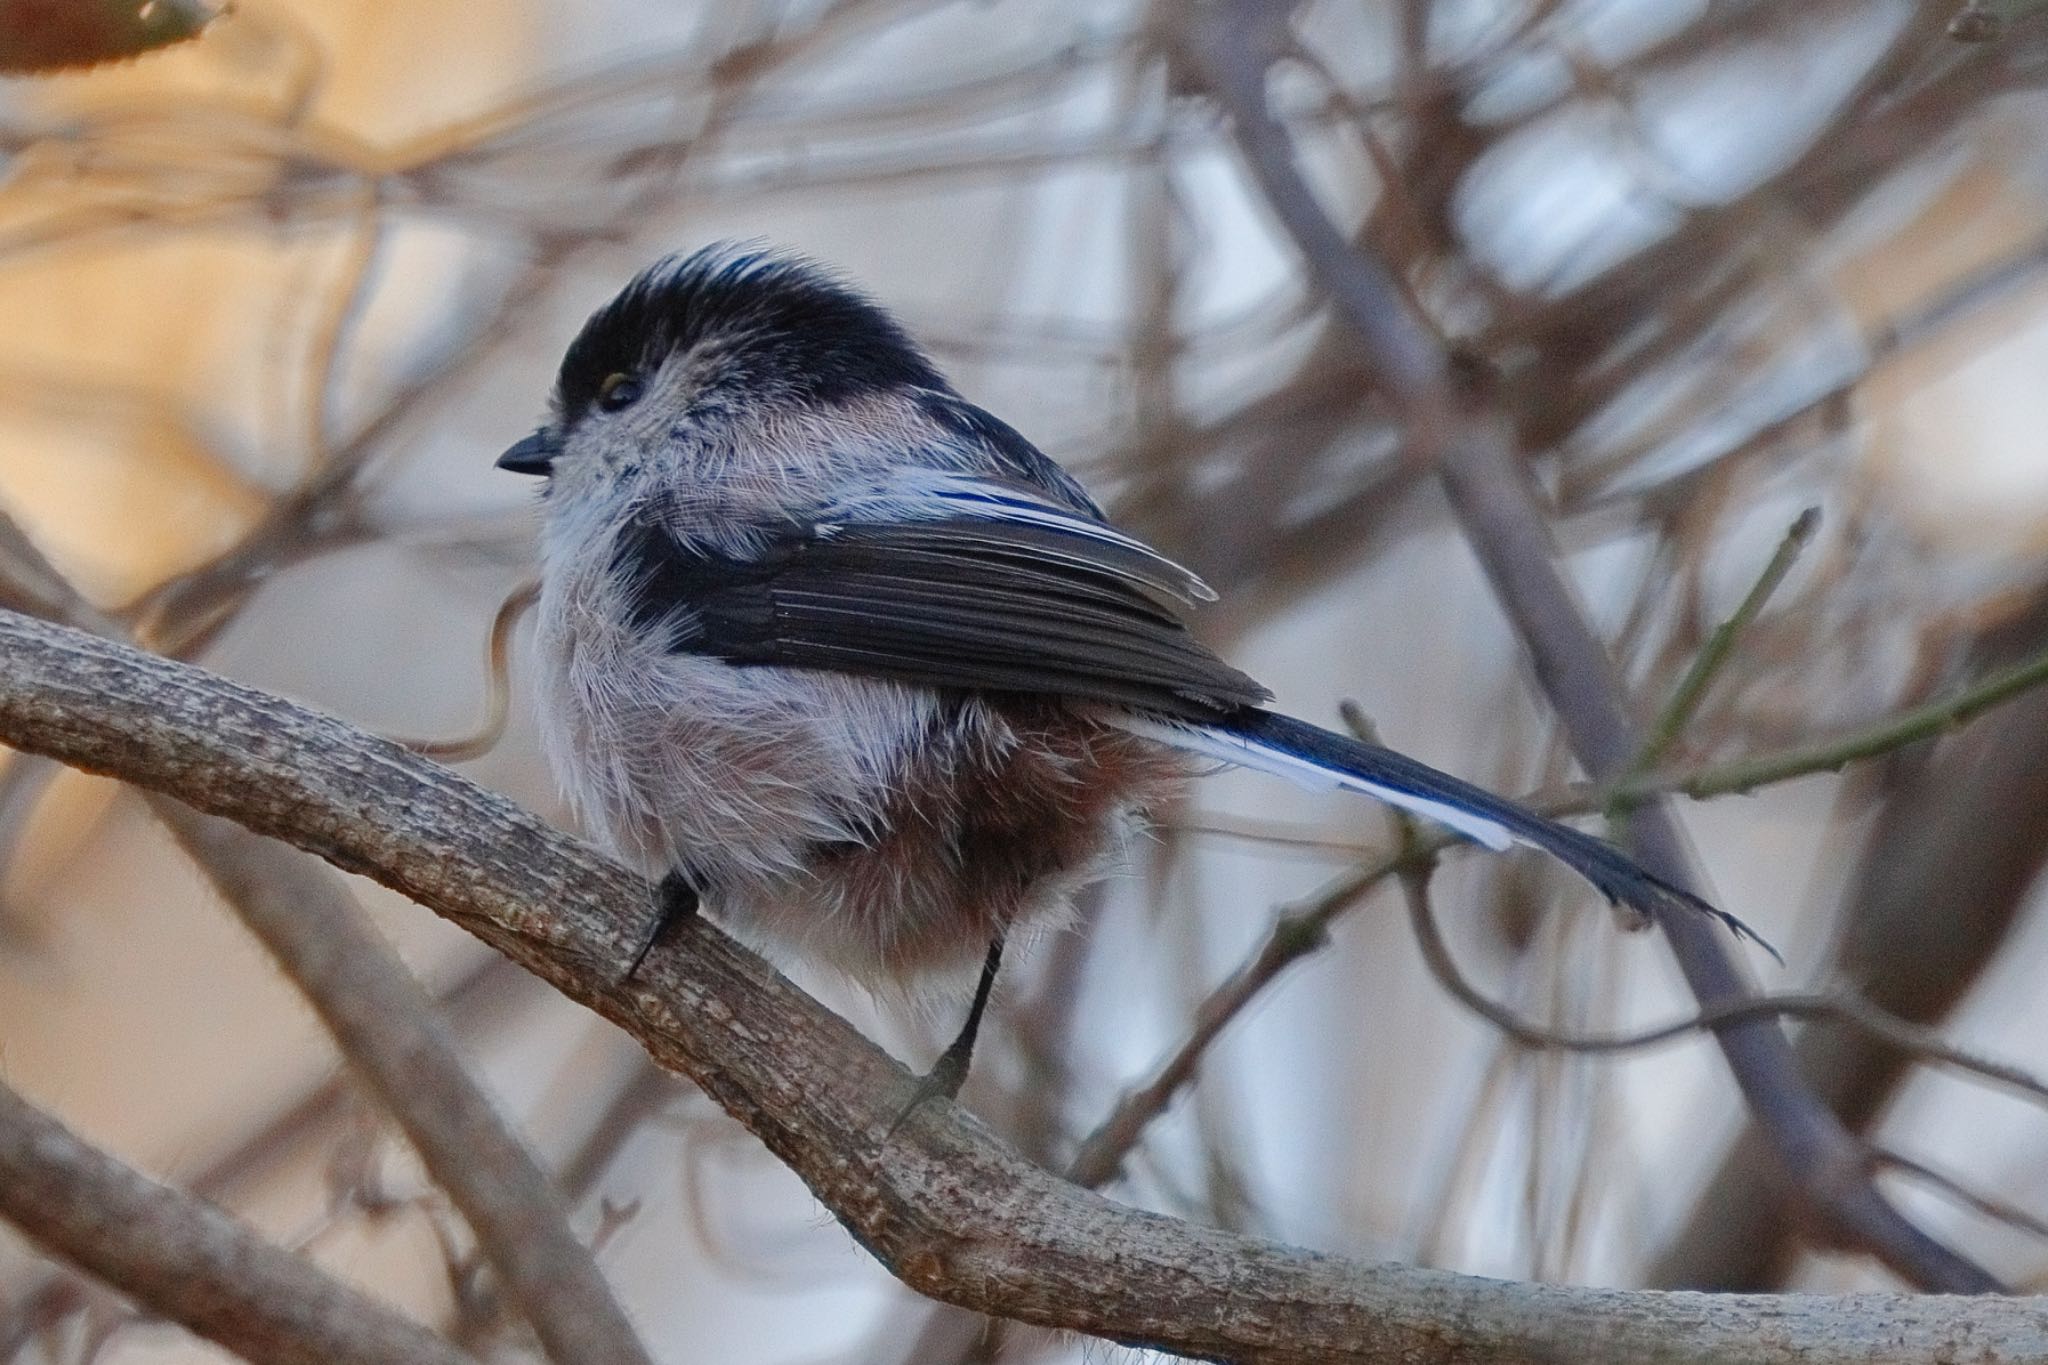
[614,475,1269,721]
[614,474,1773,956]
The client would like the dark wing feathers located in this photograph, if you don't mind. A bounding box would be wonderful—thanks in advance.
[615,515,1269,720]
[856,522,1204,603]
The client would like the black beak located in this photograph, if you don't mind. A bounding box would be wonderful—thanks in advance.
[496,430,559,476]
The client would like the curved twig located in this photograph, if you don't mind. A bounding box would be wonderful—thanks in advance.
[1396,857,2048,1109]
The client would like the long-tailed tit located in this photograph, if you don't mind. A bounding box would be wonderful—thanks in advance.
[499,244,1764,1104]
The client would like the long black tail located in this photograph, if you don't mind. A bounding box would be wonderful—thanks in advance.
[1127,708,1773,957]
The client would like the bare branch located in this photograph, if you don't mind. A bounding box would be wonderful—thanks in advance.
[3,603,2047,1360]
[0,1074,475,1365]
[1656,606,2048,1288]
[1187,0,2000,1292]
[1629,636,2048,804]
[150,798,655,1365]
[1396,850,2048,1109]
[1622,508,1820,787]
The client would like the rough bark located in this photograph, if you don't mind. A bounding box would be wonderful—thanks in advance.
[0,612,2043,1360]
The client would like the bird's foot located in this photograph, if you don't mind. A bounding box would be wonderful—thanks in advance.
[624,870,699,979]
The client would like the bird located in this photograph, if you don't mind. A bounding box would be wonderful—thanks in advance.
[497,242,1764,1109]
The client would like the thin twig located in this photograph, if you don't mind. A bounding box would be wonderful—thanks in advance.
[396,579,538,762]
[1622,507,1820,787]
[1396,855,2048,1108]
[299,195,386,469]
[1630,637,2048,804]
[1065,845,1404,1189]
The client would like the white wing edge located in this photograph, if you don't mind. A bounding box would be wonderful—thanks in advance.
[1119,715,1517,852]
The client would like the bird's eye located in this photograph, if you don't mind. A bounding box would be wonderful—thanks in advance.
[596,372,644,412]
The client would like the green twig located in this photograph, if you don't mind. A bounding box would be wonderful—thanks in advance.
[1615,508,1820,810]
[1615,634,2048,808]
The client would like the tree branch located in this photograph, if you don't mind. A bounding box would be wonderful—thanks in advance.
[1621,508,1819,788]
[0,1076,476,1365]
[2,603,2046,1358]
[1187,0,2000,1292]
[1655,604,2048,1288]
[0,504,650,1363]
[149,799,655,1365]
[1396,848,2048,1108]
[1629,636,2048,804]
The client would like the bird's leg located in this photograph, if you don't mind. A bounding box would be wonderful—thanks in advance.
[625,869,700,979]
[889,934,1005,1133]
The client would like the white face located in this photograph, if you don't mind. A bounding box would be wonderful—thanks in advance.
[539,348,690,506]
[507,245,959,533]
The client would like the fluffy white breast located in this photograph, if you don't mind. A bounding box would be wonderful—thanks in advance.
[530,497,939,902]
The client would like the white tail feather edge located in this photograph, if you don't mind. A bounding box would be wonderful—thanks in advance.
[1118,716,1517,853]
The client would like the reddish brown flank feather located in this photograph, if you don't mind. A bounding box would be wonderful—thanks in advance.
[819,698,1187,979]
